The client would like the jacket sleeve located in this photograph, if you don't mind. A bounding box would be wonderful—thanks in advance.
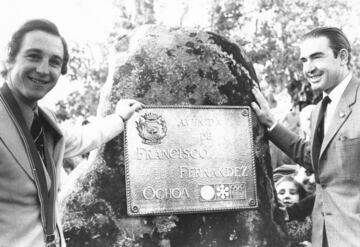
[61,114,124,158]
[268,123,313,172]
[286,194,315,221]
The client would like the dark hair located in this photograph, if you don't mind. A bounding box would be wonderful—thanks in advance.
[4,19,69,76]
[303,27,351,67]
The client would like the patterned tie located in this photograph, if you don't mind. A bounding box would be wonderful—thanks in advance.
[30,113,45,161]
[31,113,57,246]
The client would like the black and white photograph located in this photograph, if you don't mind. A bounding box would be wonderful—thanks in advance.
[0,0,359,246]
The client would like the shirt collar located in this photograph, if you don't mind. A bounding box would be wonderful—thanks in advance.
[324,72,352,105]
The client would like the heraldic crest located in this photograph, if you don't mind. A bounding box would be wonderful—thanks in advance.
[136,112,167,145]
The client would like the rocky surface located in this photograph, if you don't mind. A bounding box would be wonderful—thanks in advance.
[60,25,289,247]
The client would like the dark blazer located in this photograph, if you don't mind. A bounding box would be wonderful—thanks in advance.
[269,76,360,247]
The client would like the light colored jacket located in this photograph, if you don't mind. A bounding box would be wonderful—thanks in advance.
[0,98,124,247]
[269,77,360,247]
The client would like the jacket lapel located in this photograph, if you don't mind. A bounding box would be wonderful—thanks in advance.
[39,107,63,142]
[320,77,359,157]
[0,101,64,185]
[310,102,322,174]
[0,98,35,180]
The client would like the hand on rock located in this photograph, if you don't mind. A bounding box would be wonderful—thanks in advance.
[251,87,276,128]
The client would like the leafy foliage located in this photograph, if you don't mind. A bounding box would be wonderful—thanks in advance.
[56,2,360,247]
[59,1,357,246]
[61,25,288,246]
[56,0,355,121]
[210,0,352,102]
[55,0,157,122]
[54,42,108,121]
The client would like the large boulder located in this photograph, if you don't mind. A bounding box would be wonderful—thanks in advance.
[60,25,289,247]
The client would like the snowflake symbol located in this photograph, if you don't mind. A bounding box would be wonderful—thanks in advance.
[216,184,230,199]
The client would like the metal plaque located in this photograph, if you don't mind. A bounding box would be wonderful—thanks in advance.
[124,106,258,215]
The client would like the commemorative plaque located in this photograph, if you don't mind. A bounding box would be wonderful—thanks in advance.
[124,106,257,215]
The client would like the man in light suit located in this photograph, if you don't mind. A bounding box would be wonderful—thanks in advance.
[252,27,360,247]
[0,19,143,247]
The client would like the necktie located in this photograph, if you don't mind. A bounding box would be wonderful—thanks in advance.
[31,114,57,245]
[31,113,45,161]
[313,96,331,166]
[316,96,331,146]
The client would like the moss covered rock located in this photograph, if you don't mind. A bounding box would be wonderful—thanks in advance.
[60,25,289,247]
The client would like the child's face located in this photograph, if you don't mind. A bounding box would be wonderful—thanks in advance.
[276,180,300,207]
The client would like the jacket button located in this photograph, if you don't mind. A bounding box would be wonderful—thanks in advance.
[339,135,348,141]
[339,111,346,118]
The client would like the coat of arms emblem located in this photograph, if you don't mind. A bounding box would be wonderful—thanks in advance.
[136,112,167,145]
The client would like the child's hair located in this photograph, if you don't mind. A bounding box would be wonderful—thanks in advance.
[275,175,307,201]
[273,164,298,183]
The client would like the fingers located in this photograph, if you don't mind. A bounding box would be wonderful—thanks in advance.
[119,99,144,109]
[250,87,276,128]
[116,99,145,121]
[251,87,268,110]
[132,102,144,112]
[250,101,261,115]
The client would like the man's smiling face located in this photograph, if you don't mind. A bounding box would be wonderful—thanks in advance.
[8,30,64,108]
[300,36,346,94]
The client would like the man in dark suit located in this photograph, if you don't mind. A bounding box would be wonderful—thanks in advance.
[252,27,360,247]
[0,19,143,247]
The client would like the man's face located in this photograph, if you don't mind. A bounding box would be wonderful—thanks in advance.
[300,36,346,94]
[295,167,315,194]
[302,174,316,194]
[8,30,64,107]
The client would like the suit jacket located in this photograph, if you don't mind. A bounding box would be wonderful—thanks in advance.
[269,76,360,247]
[0,95,125,247]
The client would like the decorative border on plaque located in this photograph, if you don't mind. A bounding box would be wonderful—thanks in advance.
[124,105,258,215]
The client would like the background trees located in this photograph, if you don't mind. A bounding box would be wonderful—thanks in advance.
[55,0,358,121]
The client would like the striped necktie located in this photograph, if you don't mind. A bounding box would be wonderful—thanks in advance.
[31,113,45,161]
